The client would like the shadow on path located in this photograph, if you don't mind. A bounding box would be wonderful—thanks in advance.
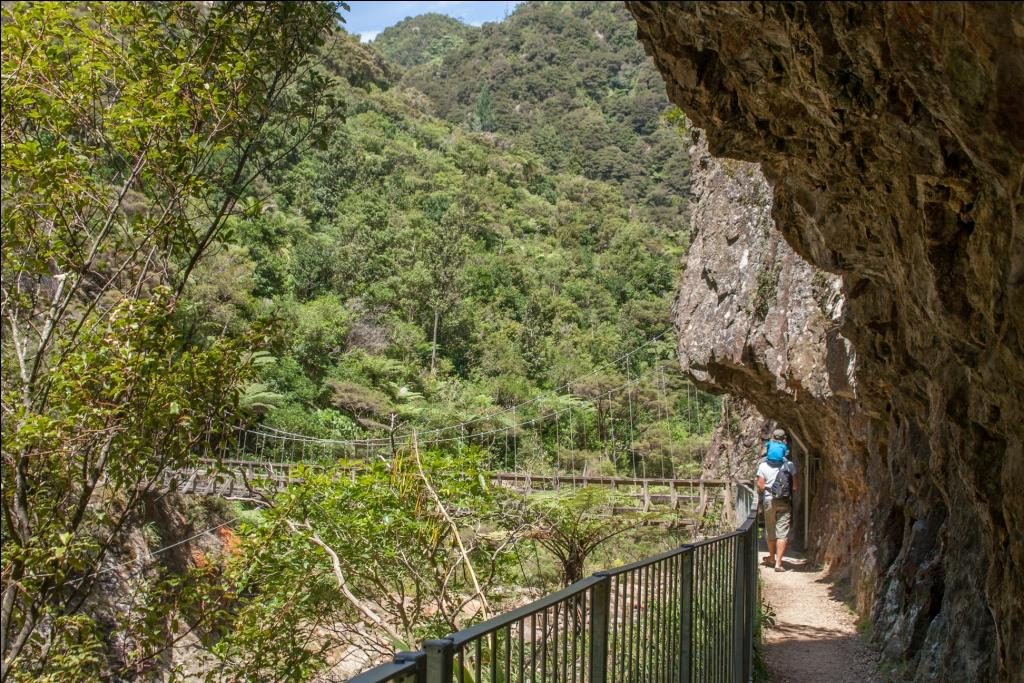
[757,542,887,683]
[757,535,822,573]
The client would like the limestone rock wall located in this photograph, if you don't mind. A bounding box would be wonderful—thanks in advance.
[627,2,1023,681]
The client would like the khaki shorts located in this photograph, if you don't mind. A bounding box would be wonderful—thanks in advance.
[764,499,792,541]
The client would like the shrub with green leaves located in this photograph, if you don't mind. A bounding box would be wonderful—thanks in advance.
[1,1,342,677]
[210,447,519,679]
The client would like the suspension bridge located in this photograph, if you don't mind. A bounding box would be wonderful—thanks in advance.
[161,456,729,516]
[165,331,729,517]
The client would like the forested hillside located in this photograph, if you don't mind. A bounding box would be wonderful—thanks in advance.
[196,2,711,465]
[378,2,692,234]
[372,12,477,67]
[1,3,714,679]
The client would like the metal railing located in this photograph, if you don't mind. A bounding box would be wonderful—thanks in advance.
[348,484,758,683]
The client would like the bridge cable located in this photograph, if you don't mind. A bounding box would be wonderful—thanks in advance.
[226,374,655,470]
[238,329,674,448]
[568,407,575,489]
[658,364,672,479]
[513,405,518,472]
[627,353,638,480]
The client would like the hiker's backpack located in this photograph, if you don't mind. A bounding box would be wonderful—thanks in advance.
[770,461,794,501]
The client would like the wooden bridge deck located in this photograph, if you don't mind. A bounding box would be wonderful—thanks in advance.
[162,459,730,513]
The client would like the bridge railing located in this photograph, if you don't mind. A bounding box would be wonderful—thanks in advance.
[164,460,731,515]
[349,482,758,683]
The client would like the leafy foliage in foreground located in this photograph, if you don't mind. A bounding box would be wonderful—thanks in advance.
[0,1,341,678]
[511,486,648,586]
[211,448,520,678]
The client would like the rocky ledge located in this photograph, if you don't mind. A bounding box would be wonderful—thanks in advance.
[627,2,1023,681]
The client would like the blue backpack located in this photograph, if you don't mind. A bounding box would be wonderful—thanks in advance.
[765,439,788,463]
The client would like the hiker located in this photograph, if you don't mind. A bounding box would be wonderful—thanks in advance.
[757,428,798,572]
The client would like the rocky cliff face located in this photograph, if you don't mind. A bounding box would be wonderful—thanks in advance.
[83,494,231,678]
[678,137,868,566]
[627,3,1023,681]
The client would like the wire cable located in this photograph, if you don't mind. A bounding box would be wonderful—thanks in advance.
[236,329,674,448]
[66,518,239,587]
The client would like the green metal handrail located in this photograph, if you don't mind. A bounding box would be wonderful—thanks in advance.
[348,483,758,683]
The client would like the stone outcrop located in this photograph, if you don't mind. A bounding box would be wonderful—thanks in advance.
[627,3,1023,681]
[678,137,866,562]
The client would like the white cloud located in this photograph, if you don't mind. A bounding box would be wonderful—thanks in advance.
[359,30,380,43]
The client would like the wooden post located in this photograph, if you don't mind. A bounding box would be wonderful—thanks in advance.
[424,639,453,683]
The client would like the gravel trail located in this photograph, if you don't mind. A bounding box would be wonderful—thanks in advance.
[759,549,885,682]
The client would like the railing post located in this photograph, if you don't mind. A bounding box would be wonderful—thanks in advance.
[746,516,757,682]
[732,532,748,680]
[423,638,454,683]
[678,546,694,683]
[589,573,611,683]
[395,650,426,683]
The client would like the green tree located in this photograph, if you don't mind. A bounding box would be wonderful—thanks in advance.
[509,487,646,586]
[0,2,341,677]
[420,197,476,376]
[211,446,518,679]
[474,84,496,133]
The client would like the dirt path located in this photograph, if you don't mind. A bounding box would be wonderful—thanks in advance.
[759,548,884,682]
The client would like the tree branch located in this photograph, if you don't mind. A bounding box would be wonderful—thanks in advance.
[286,519,403,646]
[411,432,490,619]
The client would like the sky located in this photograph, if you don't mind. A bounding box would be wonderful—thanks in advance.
[342,1,521,42]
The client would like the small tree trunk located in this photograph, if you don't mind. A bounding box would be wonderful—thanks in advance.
[430,308,440,376]
[563,545,586,586]
[412,433,490,619]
